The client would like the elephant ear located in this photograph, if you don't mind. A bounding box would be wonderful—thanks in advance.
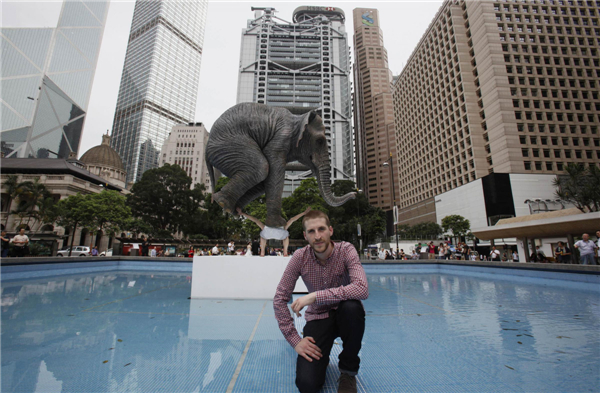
[296,111,317,147]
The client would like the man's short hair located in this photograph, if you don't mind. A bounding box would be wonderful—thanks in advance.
[302,210,330,230]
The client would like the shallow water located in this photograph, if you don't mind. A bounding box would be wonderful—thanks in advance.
[1,270,599,392]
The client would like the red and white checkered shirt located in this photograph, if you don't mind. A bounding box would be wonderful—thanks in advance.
[273,241,369,348]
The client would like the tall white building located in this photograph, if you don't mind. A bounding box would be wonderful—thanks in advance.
[110,0,208,184]
[237,6,354,196]
[1,0,109,159]
[160,123,211,190]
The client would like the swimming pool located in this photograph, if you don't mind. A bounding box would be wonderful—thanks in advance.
[1,263,599,392]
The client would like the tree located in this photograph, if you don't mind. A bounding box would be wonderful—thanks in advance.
[397,222,443,240]
[127,164,197,234]
[79,191,131,246]
[553,163,600,212]
[2,175,20,227]
[53,193,86,256]
[441,215,471,242]
[18,178,51,229]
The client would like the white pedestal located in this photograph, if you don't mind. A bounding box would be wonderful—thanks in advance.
[191,255,308,299]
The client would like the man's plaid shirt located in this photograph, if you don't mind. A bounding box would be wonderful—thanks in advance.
[273,241,369,348]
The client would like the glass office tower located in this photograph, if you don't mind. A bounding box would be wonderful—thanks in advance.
[237,6,354,196]
[110,0,208,183]
[0,0,109,158]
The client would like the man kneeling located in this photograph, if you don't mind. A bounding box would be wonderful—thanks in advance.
[273,210,369,393]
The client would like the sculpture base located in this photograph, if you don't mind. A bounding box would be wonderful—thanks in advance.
[191,255,308,299]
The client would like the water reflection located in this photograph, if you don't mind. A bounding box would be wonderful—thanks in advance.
[1,271,599,392]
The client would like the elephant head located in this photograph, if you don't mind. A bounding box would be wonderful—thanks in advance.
[294,111,356,207]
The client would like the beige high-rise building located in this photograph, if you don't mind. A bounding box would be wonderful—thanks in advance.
[352,8,398,211]
[160,123,211,190]
[392,0,600,227]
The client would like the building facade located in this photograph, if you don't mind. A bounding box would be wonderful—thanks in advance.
[160,123,211,189]
[110,0,208,184]
[352,8,398,211]
[237,6,354,196]
[392,0,600,227]
[1,157,127,252]
[1,0,109,159]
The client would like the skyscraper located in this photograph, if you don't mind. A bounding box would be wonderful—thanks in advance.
[1,0,109,159]
[352,8,398,211]
[110,0,208,183]
[392,0,600,228]
[237,6,354,196]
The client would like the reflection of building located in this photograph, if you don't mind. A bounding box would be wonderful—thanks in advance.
[391,0,600,228]
[160,123,211,189]
[237,6,354,196]
[80,133,127,189]
[352,8,397,210]
[110,0,208,184]
[0,0,109,159]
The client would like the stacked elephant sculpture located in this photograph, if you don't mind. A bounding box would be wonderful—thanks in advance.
[205,103,355,227]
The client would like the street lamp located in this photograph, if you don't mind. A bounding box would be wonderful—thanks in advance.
[356,188,362,253]
[382,153,399,256]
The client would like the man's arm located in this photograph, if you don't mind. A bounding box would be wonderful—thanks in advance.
[313,243,369,306]
[273,255,304,348]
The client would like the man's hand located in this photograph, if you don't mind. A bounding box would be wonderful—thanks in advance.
[295,337,322,362]
[291,293,316,317]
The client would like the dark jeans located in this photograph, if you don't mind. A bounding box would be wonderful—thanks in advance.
[296,300,365,393]
[14,246,26,257]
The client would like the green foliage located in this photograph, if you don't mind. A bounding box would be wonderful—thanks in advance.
[127,164,198,233]
[441,215,471,238]
[79,190,131,236]
[553,163,600,212]
[397,222,443,240]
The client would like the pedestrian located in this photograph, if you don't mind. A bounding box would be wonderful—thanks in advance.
[238,207,311,257]
[489,246,501,261]
[574,233,598,265]
[535,246,547,262]
[245,242,252,257]
[596,231,600,265]
[455,244,463,260]
[555,241,571,264]
[411,249,419,260]
[10,228,29,258]
[428,242,436,259]
[228,240,235,255]
[150,248,157,257]
[273,209,368,393]
[140,236,149,257]
[91,246,99,256]
[438,243,445,260]
[512,250,519,262]
[212,244,219,256]
[399,249,406,260]
[1,231,10,258]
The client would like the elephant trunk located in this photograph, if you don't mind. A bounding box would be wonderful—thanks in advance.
[315,165,356,207]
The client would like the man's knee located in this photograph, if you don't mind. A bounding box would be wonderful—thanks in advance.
[338,300,364,317]
[295,373,321,393]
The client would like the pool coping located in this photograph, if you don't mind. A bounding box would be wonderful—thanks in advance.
[2,256,599,274]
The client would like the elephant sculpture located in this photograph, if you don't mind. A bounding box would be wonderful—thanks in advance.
[205,103,355,228]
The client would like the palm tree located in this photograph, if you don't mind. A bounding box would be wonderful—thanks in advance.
[18,178,51,230]
[2,175,21,227]
[553,164,600,212]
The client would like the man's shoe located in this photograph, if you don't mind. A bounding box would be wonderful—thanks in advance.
[338,372,357,393]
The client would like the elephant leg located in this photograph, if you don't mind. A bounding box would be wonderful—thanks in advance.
[263,154,287,228]
[211,144,269,214]
[235,182,266,210]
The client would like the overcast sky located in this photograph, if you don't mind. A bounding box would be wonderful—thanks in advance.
[2,0,443,155]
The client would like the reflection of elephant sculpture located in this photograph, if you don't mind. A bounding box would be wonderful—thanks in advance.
[205,103,355,228]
